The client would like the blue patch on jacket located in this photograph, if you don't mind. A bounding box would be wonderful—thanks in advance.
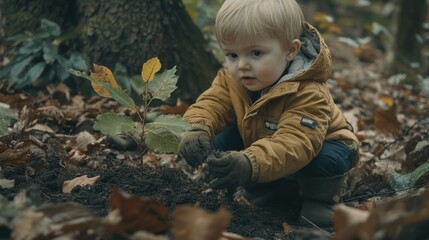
[300,117,317,129]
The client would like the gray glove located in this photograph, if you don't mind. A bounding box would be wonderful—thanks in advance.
[207,151,252,189]
[178,130,211,168]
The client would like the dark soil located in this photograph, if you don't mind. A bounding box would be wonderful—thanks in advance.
[0,146,322,239]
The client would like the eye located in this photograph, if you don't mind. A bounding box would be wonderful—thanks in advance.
[226,53,238,60]
[251,50,263,57]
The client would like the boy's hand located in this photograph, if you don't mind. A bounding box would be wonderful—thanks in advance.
[207,151,252,189]
[178,130,211,168]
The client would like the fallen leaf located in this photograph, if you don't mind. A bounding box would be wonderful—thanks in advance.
[379,94,395,107]
[0,178,15,189]
[374,104,401,134]
[170,205,232,240]
[47,83,71,104]
[220,231,248,240]
[159,98,190,115]
[62,175,100,193]
[333,204,370,240]
[108,188,169,234]
[75,130,97,151]
[25,123,55,134]
[67,149,88,166]
[12,203,103,240]
[0,148,31,167]
[282,222,294,236]
[335,188,429,240]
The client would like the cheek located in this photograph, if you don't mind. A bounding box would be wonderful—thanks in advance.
[227,65,239,78]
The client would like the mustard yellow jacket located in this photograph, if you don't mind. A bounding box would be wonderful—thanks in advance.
[184,23,359,183]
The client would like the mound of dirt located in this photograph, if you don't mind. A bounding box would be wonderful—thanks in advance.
[1,150,319,239]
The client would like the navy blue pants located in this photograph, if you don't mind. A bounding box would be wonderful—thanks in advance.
[212,124,354,177]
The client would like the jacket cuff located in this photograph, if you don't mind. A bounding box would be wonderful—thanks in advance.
[188,124,212,138]
[242,149,259,182]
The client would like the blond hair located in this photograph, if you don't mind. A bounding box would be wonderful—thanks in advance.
[215,0,305,50]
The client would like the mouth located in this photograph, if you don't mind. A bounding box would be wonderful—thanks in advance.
[240,76,256,84]
[241,76,255,80]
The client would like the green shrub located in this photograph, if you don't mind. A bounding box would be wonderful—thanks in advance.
[0,19,88,89]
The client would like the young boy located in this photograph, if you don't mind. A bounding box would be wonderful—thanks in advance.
[179,0,359,227]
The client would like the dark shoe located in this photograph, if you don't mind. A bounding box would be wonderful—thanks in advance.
[298,173,348,227]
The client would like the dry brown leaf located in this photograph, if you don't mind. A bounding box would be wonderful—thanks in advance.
[0,178,15,189]
[130,230,169,240]
[220,231,248,240]
[108,188,169,234]
[25,123,56,134]
[374,104,401,134]
[170,205,232,240]
[333,204,371,240]
[62,175,100,193]
[159,98,190,115]
[75,131,97,151]
[282,222,294,236]
[0,147,31,167]
[335,188,429,239]
[12,203,102,240]
[67,149,88,166]
[365,188,429,239]
[47,83,71,104]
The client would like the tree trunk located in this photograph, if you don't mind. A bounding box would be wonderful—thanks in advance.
[1,0,220,102]
[0,0,76,37]
[384,0,427,80]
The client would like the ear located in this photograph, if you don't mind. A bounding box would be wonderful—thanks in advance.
[286,39,301,61]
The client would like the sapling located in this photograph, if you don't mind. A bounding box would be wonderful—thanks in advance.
[68,57,190,164]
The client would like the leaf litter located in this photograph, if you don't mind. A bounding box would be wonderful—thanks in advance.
[1,40,429,239]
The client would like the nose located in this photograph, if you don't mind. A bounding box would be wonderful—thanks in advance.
[238,58,250,70]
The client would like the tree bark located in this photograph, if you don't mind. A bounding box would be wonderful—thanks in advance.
[1,0,220,102]
[0,0,76,37]
[384,0,427,79]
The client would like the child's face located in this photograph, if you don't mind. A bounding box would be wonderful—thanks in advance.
[221,36,289,92]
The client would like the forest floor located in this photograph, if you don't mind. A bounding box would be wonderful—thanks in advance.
[1,36,429,240]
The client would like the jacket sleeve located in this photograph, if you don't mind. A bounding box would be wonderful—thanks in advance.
[183,69,236,137]
[243,83,332,182]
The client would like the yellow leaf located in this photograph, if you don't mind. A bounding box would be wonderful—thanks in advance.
[142,57,161,82]
[380,94,395,107]
[90,64,119,97]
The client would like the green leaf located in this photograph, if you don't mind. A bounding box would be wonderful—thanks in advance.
[43,42,58,64]
[0,107,17,137]
[149,66,179,100]
[69,53,88,70]
[93,112,137,136]
[67,69,136,109]
[94,78,136,109]
[145,127,179,153]
[144,115,190,153]
[24,62,46,85]
[146,115,190,136]
[130,75,145,95]
[40,19,61,37]
[0,116,11,137]
[7,33,30,44]
[10,56,34,79]
[19,40,44,54]
[0,65,12,79]
[55,63,70,81]
[389,161,429,191]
